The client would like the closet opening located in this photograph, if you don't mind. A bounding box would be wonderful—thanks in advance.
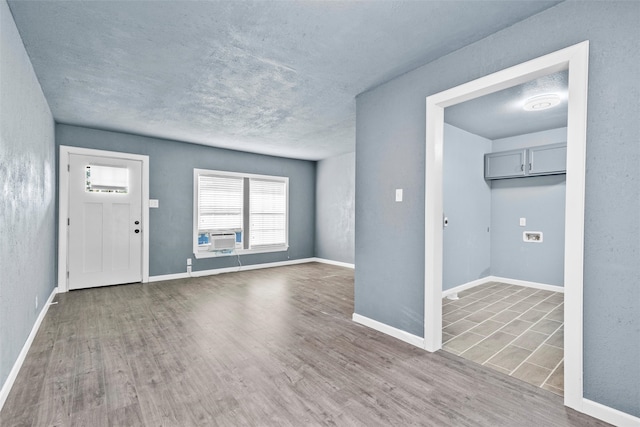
[440,70,567,395]
[424,41,589,410]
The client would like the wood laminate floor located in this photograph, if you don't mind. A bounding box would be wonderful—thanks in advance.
[1,263,608,426]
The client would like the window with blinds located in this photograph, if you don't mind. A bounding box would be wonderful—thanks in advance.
[197,174,243,231]
[250,179,287,247]
[193,169,288,258]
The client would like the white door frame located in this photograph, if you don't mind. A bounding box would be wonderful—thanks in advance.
[424,41,589,410]
[58,146,150,292]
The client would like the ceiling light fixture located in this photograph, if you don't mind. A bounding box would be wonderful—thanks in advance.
[523,94,561,111]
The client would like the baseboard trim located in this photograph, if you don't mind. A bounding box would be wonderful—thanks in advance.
[488,276,564,293]
[582,398,640,427]
[0,286,58,411]
[148,258,317,282]
[442,275,564,298]
[352,313,425,349]
[442,277,491,298]
[148,272,190,282]
[312,258,355,269]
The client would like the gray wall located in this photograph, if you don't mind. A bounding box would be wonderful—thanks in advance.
[492,127,567,151]
[0,0,56,390]
[355,1,639,416]
[490,176,565,286]
[443,124,491,290]
[490,128,566,286]
[315,152,355,264]
[56,125,316,276]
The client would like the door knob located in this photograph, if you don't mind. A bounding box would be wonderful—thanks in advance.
[135,229,140,233]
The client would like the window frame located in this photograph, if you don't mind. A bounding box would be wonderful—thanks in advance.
[193,168,289,259]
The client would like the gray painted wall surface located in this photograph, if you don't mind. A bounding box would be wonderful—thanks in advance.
[490,128,566,286]
[492,127,567,151]
[56,125,316,276]
[443,124,491,290]
[0,0,56,389]
[355,1,639,416]
[315,152,355,264]
[490,176,565,286]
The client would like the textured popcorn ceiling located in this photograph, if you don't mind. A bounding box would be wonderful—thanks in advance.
[8,1,560,160]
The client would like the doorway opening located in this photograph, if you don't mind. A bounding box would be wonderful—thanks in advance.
[58,146,150,292]
[440,71,568,395]
[424,41,588,410]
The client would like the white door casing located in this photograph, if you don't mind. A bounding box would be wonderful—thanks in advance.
[424,41,589,411]
[58,146,150,291]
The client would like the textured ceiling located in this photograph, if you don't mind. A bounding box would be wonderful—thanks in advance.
[445,70,569,140]
[8,1,560,160]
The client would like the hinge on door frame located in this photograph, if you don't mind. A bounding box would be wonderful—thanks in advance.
[67,218,70,226]
[66,271,69,278]
[67,164,70,172]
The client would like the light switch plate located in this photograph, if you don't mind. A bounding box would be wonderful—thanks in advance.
[395,189,403,202]
[519,218,526,226]
[149,199,159,208]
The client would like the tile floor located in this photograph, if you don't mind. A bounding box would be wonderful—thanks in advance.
[442,281,564,396]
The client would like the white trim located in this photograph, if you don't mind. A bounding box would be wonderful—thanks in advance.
[488,276,564,293]
[193,168,289,182]
[352,313,425,349]
[442,277,491,298]
[563,40,589,411]
[442,276,564,299]
[148,272,191,282]
[0,287,57,411]
[149,258,317,282]
[191,258,310,276]
[58,146,150,292]
[312,258,355,269]
[193,168,289,258]
[424,41,589,412]
[581,399,640,427]
[193,245,289,259]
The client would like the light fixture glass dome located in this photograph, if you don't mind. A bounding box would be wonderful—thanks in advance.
[523,94,561,111]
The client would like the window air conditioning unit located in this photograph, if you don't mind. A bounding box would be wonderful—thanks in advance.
[208,232,236,251]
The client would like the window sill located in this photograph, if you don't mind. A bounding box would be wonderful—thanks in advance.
[193,245,288,259]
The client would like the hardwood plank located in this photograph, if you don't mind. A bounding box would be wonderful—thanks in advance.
[1,263,609,426]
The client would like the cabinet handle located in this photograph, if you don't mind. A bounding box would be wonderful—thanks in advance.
[521,164,524,171]
[529,162,532,171]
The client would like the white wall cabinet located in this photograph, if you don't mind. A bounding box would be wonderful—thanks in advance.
[485,142,566,180]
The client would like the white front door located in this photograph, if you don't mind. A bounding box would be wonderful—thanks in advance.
[67,153,143,290]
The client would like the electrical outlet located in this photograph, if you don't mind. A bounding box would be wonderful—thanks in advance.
[186,258,192,266]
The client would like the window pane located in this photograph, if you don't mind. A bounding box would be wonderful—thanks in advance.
[250,179,286,247]
[198,175,243,231]
[85,165,128,193]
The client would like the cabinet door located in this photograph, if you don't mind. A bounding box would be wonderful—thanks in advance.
[528,142,567,176]
[485,149,527,179]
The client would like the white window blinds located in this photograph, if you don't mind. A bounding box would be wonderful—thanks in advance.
[249,179,287,247]
[198,174,243,231]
